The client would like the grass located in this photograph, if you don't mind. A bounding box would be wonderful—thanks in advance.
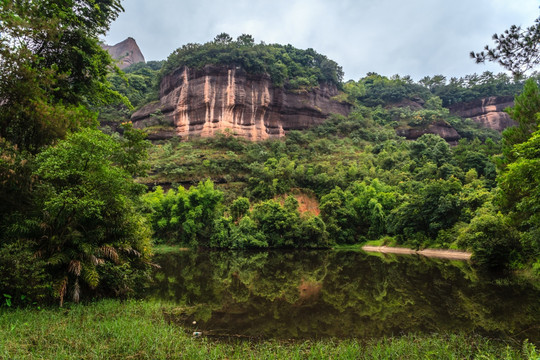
[1,299,538,359]
[152,244,190,254]
[334,237,398,251]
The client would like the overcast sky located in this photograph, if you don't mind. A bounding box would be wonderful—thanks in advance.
[104,0,539,81]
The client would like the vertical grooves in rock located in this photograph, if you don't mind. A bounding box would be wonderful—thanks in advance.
[132,65,351,140]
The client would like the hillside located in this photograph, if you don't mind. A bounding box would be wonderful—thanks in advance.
[100,36,526,143]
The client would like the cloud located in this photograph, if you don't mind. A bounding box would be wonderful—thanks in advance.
[105,0,540,80]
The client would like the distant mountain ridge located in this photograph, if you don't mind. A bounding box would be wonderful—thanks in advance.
[102,37,145,69]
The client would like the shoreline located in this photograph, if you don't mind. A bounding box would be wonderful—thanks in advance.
[362,246,472,260]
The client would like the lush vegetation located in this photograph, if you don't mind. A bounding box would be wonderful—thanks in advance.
[160,33,344,89]
[1,2,540,359]
[1,0,539,309]
[135,41,538,272]
[0,0,153,306]
[1,299,538,359]
[141,101,504,257]
[340,71,528,108]
[97,60,164,126]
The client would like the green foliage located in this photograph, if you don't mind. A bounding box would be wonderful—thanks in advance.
[0,139,35,234]
[160,34,343,89]
[144,183,330,249]
[0,299,536,359]
[458,209,521,270]
[429,72,524,106]
[410,134,452,167]
[0,241,52,306]
[27,128,152,304]
[143,180,224,246]
[388,177,469,244]
[503,78,540,163]
[498,127,540,266]
[471,16,540,76]
[0,0,159,306]
[229,197,250,221]
[0,0,126,151]
[228,215,268,249]
[351,73,431,107]
[250,198,300,247]
[0,128,152,305]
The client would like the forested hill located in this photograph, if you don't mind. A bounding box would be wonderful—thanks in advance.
[159,33,344,89]
[101,34,531,144]
[2,13,539,308]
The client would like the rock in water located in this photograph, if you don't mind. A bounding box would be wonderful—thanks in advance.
[102,37,145,70]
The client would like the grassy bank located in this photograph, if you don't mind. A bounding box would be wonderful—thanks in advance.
[1,299,538,359]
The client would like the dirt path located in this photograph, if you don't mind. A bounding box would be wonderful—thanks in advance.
[361,246,472,260]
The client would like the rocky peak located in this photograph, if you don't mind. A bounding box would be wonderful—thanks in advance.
[132,65,351,140]
[102,37,145,69]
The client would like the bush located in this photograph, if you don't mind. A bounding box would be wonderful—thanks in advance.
[458,210,521,270]
[0,241,52,306]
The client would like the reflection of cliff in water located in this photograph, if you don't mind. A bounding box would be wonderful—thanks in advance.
[151,250,540,341]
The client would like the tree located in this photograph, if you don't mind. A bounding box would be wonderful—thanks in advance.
[503,78,540,162]
[458,209,520,270]
[0,0,125,151]
[498,127,540,265]
[143,180,224,246]
[214,32,233,45]
[471,16,540,77]
[237,34,255,47]
[230,197,250,221]
[30,128,151,305]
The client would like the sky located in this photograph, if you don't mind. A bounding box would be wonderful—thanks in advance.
[104,0,540,81]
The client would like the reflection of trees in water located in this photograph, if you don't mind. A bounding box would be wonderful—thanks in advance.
[151,250,540,341]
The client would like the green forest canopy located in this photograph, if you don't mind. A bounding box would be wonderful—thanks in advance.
[159,33,344,89]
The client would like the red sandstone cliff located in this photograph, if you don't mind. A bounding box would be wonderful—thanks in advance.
[396,120,461,143]
[449,96,515,131]
[131,65,351,140]
[102,37,145,70]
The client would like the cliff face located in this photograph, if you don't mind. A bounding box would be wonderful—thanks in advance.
[131,65,351,140]
[449,96,515,131]
[396,120,461,144]
[102,37,145,69]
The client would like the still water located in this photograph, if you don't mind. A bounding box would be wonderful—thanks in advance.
[149,250,540,341]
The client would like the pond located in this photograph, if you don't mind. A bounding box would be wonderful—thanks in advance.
[149,250,540,341]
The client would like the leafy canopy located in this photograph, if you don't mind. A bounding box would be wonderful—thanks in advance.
[0,0,126,151]
[160,33,344,89]
[471,16,540,77]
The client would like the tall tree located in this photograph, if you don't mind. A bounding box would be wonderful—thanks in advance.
[471,15,540,77]
[503,78,540,163]
[0,0,125,151]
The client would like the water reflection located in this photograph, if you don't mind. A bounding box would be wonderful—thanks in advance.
[150,250,540,341]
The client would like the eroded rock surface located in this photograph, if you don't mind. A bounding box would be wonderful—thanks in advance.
[396,120,461,144]
[131,65,351,140]
[449,96,515,131]
[102,37,145,70]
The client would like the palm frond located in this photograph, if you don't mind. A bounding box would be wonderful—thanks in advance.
[99,245,119,263]
[68,260,81,276]
[82,265,99,289]
[122,247,141,257]
[47,252,70,266]
[56,277,68,307]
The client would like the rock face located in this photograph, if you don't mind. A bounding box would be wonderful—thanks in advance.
[131,65,351,140]
[396,120,461,144]
[449,96,515,131]
[102,37,145,69]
